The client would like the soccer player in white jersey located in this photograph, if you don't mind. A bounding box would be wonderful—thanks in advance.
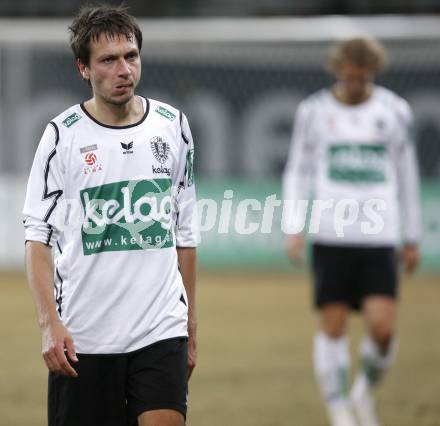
[283,38,421,426]
[23,5,198,426]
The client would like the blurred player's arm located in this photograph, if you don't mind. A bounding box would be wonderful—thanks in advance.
[177,247,197,379]
[282,100,315,264]
[23,122,78,377]
[176,112,200,379]
[396,103,422,274]
[25,241,78,377]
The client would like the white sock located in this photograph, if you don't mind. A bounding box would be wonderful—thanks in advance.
[314,332,351,406]
[358,334,397,387]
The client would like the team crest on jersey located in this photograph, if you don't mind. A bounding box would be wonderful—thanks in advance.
[375,118,386,131]
[83,152,103,174]
[150,136,169,164]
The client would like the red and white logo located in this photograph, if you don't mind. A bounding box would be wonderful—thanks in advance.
[85,152,97,165]
[83,152,102,174]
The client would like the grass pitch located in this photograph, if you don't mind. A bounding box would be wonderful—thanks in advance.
[0,270,439,426]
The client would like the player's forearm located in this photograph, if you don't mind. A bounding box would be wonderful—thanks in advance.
[25,241,60,329]
[176,247,197,331]
[398,145,422,244]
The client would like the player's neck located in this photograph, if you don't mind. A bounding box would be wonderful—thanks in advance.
[332,84,372,106]
[84,95,143,126]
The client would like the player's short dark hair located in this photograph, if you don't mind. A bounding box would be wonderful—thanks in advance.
[69,4,143,66]
[327,37,386,74]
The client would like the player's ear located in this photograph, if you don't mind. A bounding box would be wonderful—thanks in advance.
[77,59,89,80]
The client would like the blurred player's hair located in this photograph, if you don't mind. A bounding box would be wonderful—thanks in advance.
[68,3,143,66]
[327,37,387,74]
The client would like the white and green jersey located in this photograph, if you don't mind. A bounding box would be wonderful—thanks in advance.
[23,96,199,354]
[283,86,421,246]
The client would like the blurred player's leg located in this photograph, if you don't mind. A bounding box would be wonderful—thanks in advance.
[314,304,357,426]
[138,410,185,426]
[351,297,397,426]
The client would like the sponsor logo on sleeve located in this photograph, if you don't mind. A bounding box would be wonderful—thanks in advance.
[62,112,82,128]
[155,105,176,121]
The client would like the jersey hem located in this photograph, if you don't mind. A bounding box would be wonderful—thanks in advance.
[74,335,189,357]
[311,235,398,248]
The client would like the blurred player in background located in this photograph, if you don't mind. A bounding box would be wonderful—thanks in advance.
[23,4,198,426]
[283,38,421,426]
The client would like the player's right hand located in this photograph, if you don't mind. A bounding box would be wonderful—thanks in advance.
[286,234,305,265]
[400,244,420,275]
[41,320,78,378]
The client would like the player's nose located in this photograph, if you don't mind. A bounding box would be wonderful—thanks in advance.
[116,58,131,77]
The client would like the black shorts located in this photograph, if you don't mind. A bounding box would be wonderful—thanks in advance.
[48,337,188,426]
[312,243,398,311]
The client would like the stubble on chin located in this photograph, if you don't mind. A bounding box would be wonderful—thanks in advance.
[103,92,134,107]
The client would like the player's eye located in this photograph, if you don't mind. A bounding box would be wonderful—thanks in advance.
[102,57,114,64]
[126,52,138,61]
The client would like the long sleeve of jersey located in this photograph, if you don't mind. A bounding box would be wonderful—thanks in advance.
[282,100,315,234]
[23,122,64,247]
[175,113,200,247]
[395,104,422,244]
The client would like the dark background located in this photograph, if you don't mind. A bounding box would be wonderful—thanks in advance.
[1,0,440,17]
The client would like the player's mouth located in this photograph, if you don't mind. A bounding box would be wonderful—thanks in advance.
[114,83,133,93]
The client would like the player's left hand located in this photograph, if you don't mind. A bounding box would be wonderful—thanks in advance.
[187,323,197,380]
[400,244,420,275]
[286,234,305,265]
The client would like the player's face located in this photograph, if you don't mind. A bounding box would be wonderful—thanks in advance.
[83,33,141,106]
[337,62,374,103]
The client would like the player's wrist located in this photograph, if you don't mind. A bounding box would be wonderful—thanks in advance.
[402,241,419,249]
[38,312,62,329]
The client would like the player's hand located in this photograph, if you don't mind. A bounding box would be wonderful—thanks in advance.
[400,244,420,275]
[286,234,305,265]
[41,320,78,377]
[187,322,197,380]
